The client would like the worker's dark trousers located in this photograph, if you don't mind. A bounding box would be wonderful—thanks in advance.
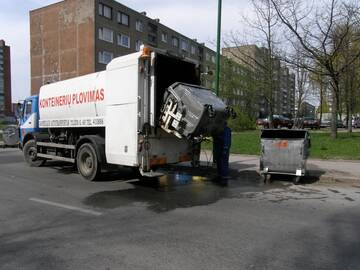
[213,126,232,179]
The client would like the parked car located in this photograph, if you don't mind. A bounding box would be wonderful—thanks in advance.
[343,117,360,128]
[320,119,331,128]
[354,117,360,128]
[337,119,345,128]
[303,117,320,129]
[256,115,293,129]
[320,119,345,128]
[256,117,269,128]
[276,115,293,129]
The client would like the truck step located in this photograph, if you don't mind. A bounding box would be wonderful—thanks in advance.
[37,153,75,163]
[37,142,76,150]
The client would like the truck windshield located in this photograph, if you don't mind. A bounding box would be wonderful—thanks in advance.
[25,100,33,117]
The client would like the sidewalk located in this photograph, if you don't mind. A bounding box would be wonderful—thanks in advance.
[201,151,360,184]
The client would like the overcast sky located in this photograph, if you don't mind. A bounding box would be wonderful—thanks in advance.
[0,0,250,102]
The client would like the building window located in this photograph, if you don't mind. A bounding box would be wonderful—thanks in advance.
[117,34,130,48]
[211,55,216,63]
[148,23,157,34]
[99,3,112,19]
[180,39,188,51]
[191,45,196,55]
[161,32,168,43]
[136,20,144,32]
[148,34,157,44]
[98,51,113,64]
[117,12,129,26]
[135,40,143,51]
[98,27,114,43]
[172,36,179,47]
[206,52,210,61]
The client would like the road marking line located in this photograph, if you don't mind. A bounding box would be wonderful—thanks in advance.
[29,198,103,216]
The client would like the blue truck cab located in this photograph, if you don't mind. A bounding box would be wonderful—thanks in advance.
[19,95,42,148]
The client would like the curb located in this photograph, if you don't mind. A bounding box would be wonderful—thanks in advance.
[203,151,360,163]
[202,151,360,184]
[318,175,360,184]
[228,153,360,163]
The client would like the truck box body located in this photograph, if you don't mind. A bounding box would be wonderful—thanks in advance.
[38,72,106,128]
[34,50,201,169]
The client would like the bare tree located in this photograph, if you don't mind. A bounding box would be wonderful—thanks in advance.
[310,71,331,125]
[337,26,360,132]
[291,45,311,119]
[224,0,281,127]
[270,0,360,138]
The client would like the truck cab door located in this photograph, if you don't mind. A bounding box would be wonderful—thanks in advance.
[19,97,39,143]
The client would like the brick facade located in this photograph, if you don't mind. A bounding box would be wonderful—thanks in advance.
[30,0,216,95]
[0,40,11,116]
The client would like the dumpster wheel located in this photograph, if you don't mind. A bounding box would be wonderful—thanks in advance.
[262,174,271,184]
[293,176,301,185]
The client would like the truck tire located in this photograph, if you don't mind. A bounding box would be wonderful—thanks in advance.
[77,143,101,181]
[23,139,45,167]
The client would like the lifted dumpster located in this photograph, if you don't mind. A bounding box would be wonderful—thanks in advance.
[260,129,311,184]
[160,82,229,138]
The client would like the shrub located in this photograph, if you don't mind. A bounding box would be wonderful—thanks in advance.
[227,106,256,131]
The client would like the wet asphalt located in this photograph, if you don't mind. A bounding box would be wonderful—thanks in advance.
[0,148,360,270]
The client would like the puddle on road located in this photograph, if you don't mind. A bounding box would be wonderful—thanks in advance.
[83,168,289,213]
[83,165,355,213]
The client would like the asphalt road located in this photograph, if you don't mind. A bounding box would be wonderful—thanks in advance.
[0,148,360,270]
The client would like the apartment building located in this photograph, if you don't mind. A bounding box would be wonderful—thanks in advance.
[0,40,11,116]
[279,66,295,115]
[298,101,316,118]
[30,0,216,95]
[222,45,295,117]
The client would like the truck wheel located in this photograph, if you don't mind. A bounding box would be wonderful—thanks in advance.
[23,139,45,167]
[77,143,101,181]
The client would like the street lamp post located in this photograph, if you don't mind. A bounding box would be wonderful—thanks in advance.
[213,0,223,169]
[215,0,222,96]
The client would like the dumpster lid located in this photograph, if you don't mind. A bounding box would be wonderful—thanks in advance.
[261,129,308,139]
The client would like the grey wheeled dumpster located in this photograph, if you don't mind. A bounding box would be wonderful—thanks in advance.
[160,82,229,138]
[2,125,19,147]
[260,129,311,183]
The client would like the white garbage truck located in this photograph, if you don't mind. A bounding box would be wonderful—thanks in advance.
[19,46,229,180]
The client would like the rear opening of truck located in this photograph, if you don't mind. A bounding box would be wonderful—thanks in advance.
[153,54,200,122]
